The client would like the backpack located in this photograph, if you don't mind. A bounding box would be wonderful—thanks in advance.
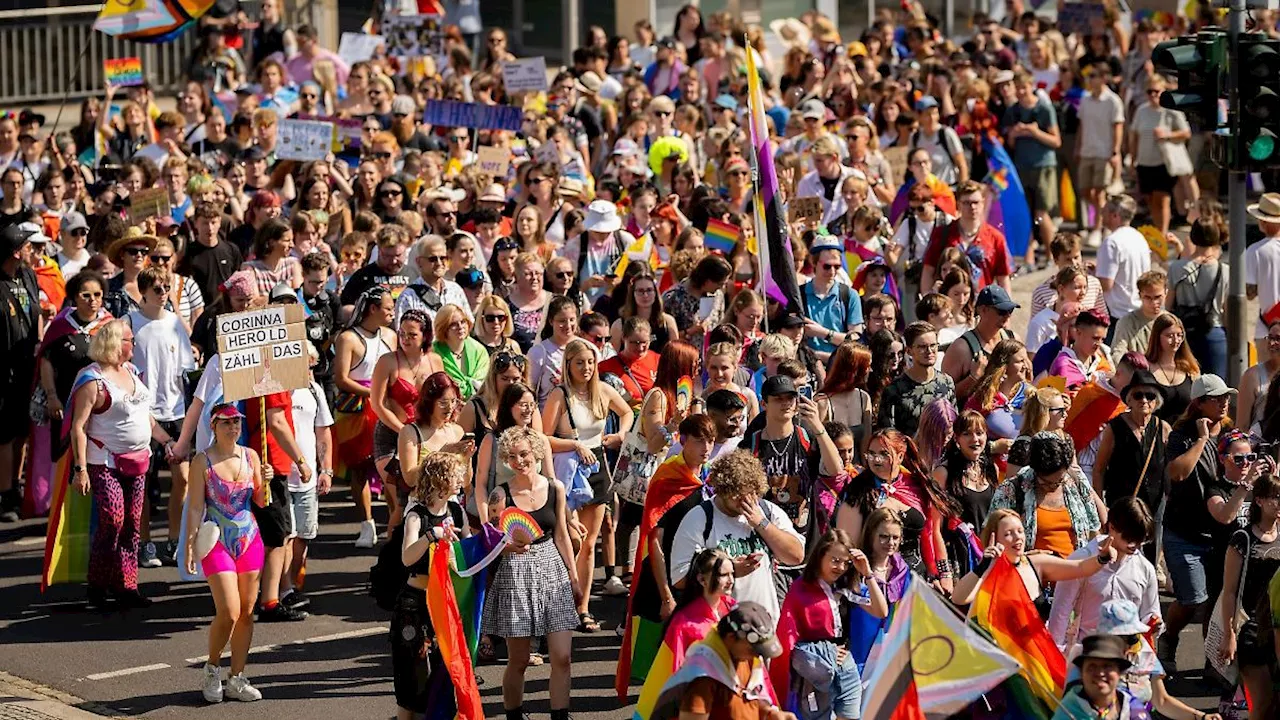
[368,503,439,611]
[799,281,853,332]
[1172,262,1222,339]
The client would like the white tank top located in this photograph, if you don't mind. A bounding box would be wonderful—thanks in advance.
[349,327,391,383]
[566,391,606,448]
[1252,364,1272,436]
[85,365,154,466]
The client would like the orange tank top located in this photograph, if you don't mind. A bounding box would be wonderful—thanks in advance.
[1034,505,1076,558]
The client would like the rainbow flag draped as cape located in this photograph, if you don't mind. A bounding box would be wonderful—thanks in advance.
[94,0,216,43]
[424,537,486,720]
[41,363,116,590]
[861,574,1019,719]
[632,596,731,720]
[887,173,957,227]
[645,628,778,720]
[745,37,802,314]
[967,556,1067,719]
[616,454,704,700]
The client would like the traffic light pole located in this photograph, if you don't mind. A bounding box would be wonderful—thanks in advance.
[1227,0,1249,387]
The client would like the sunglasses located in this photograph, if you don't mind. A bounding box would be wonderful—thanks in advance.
[77,291,103,299]
[122,246,149,256]
[366,151,392,160]
[527,176,549,185]
[152,284,171,294]
[653,110,672,117]
[822,263,841,271]
[425,255,447,263]
[554,271,574,279]
[728,170,749,177]
[483,313,508,323]
[301,93,318,99]
[70,228,89,236]
[379,189,403,197]
[150,254,173,263]
[494,352,528,370]
[450,135,468,142]
[1130,391,1159,402]
[1232,453,1259,464]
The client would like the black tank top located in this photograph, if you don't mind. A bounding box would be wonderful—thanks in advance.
[1102,415,1166,511]
[500,480,559,543]
[404,500,465,575]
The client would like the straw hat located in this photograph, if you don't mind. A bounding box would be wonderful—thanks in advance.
[770,18,811,50]
[106,231,159,265]
[1248,192,1280,223]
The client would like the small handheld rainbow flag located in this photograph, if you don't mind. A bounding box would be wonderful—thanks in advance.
[704,219,740,255]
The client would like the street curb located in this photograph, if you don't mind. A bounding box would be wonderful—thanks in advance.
[0,671,130,719]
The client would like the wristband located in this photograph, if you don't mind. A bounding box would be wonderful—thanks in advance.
[975,555,994,576]
[1096,552,1113,565]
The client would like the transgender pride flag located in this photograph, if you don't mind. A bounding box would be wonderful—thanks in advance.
[745,42,803,316]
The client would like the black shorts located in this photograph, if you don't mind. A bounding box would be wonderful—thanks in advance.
[1137,163,1176,196]
[147,419,184,484]
[585,464,614,506]
[390,586,441,714]
[251,474,292,548]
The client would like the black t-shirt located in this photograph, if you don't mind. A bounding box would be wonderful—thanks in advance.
[402,131,444,153]
[227,223,256,258]
[819,174,841,202]
[1,267,37,353]
[575,103,605,147]
[0,205,31,230]
[45,329,92,404]
[742,426,820,538]
[339,262,410,306]
[181,239,244,305]
[1164,428,1224,545]
[659,490,706,574]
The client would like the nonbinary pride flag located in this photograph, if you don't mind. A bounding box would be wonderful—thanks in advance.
[745,36,802,315]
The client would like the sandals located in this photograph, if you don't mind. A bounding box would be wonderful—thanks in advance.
[477,635,498,663]
[527,653,545,667]
[577,612,601,633]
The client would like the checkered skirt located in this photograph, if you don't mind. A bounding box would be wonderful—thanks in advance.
[481,539,578,638]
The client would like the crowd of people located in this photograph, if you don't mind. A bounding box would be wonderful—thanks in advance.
[9,0,1280,718]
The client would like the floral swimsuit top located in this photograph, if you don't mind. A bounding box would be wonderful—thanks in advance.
[204,447,258,558]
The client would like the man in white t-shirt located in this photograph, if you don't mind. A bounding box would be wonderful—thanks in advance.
[128,267,196,567]
[1094,194,1150,337]
[279,345,334,612]
[668,451,804,623]
[1074,62,1125,242]
[1247,193,1280,363]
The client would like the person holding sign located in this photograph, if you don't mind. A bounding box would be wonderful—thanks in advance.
[185,403,267,703]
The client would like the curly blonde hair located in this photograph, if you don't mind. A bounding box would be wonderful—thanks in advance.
[413,451,469,504]
[498,426,546,464]
[706,450,768,498]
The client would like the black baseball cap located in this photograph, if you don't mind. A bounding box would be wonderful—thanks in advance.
[975,285,1019,313]
[777,313,806,330]
[456,268,485,290]
[0,223,37,255]
[705,388,747,413]
[718,601,782,659]
[761,375,798,399]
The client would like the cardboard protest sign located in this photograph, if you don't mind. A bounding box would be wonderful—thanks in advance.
[104,57,143,87]
[424,100,523,131]
[129,188,170,224]
[883,146,909,188]
[327,117,363,154]
[276,119,335,161]
[502,57,549,93]
[788,196,823,227]
[217,305,310,402]
[383,13,445,64]
[338,33,386,66]
[476,145,510,177]
[1057,2,1107,36]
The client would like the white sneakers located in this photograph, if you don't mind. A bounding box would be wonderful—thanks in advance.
[354,519,377,549]
[602,576,628,596]
[201,664,223,703]
[203,664,261,702]
[225,672,262,702]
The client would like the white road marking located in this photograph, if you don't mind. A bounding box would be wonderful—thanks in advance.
[184,625,384,664]
[85,663,171,681]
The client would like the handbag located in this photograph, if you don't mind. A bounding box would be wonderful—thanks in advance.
[333,390,366,413]
[1160,131,1194,177]
[1206,529,1251,686]
[551,385,596,511]
[112,448,152,477]
[613,388,666,506]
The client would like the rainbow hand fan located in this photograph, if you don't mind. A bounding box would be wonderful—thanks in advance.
[499,507,543,544]
[675,375,694,414]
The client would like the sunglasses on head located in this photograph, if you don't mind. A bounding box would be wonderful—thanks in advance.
[495,238,520,251]
[494,352,528,370]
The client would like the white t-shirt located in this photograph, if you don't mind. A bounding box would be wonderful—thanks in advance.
[191,355,225,453]
[669,498,801,624]
[1025,307,1060,356]
[126,309,196,421]
[288,381,334,491]
[57,251,89,279]
[1246,235,1280,337]
[1095,225,1151,316]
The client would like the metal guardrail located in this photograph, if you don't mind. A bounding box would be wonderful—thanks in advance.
[0,0,324,105]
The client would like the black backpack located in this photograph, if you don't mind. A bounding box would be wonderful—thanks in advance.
[368,504,437,611]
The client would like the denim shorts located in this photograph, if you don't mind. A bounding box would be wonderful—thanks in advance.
[1163,530,1212,606]
[288,488,318,541]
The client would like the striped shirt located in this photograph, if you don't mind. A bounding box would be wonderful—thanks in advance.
[1029,275,1108,318]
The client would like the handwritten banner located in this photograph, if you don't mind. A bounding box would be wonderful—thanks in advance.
[476,145,510,177]
[502,57,548,93]
[129,187,170,224]
[104,57,143,87]
[337,33,385,67]
[276,119,335,161]
[423,100,522,131]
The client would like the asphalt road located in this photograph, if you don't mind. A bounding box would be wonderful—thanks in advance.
[0,263,1230,718]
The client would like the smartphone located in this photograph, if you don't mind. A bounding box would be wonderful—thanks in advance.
[462,432,476,443]
[799,385,814,401]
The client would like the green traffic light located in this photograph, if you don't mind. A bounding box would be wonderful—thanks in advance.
[1250,130,1278,161]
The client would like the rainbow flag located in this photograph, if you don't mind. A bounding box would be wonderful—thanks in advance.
[745,36,802,314]
[703,219,740,255]
[980,135,1033,261]
[451,525,502,658]
[887,173,957,226]
[42,364,113,590]
[93,0,216,43]
[425,538,483,720]
[616,455,704,700]
[862,575,1019,719]
[632,597,725,719]
[968,556,1066,719]
[644,629,777,720]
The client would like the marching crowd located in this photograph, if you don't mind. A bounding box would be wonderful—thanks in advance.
[9,1,1280,718]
